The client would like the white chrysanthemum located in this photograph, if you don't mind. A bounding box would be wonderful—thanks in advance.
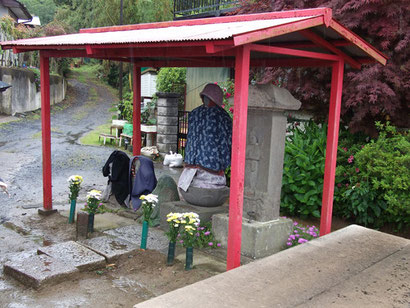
[87,189,102,200]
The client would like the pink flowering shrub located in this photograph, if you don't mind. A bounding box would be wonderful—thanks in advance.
[286,222,319,248]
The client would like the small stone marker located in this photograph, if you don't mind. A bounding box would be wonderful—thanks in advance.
[38,241,106,271]
[79,236,138,262]
[76,212,88,240]
[3,251,78,289]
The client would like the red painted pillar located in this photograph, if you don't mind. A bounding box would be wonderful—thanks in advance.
[320,60,344,236]
[132,64,141,156]
[227,45,250,270]
[40,52,52,210]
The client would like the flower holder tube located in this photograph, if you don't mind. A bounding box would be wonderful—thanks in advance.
[167,242,176,266]
[185,247,194,270]
[140,220,149,249]
[87,213,94,233]
[68,199,76,224]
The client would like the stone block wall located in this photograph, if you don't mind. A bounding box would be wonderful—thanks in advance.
[156,92,180,154]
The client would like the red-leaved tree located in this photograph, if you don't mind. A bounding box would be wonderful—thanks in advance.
[234,0,409,135]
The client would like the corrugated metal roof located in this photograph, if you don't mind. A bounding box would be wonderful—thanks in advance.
[3,16,315,46]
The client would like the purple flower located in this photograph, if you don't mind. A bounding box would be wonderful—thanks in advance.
[289,235,295,240]
[295,234,300,238]
[286,242,292,246]
[195,232,200,237]
[293,222,298,226]
[204,231,211,236]
[298,238,308,244]
[294,230,298,233]
[179,240,184,244]
[208,242,213,246]
[217,243,221,247]
[347,155,354,164]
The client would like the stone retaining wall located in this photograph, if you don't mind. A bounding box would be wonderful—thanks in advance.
[0,67,66,115]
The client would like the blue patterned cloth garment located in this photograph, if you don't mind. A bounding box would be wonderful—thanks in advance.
[184,105,232,171]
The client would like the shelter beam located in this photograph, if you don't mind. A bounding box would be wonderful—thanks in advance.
[40,52,52,210]
[299,29,361,69]
[249,44,339,61]
[227,45,250,270]
[320,60,344,236]
[132,64,141,156]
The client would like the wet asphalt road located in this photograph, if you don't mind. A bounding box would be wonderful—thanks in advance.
[0,73,118,221]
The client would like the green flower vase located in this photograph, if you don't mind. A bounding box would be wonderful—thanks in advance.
[140,220,149,249]
[87,213,95,233]
[185,247,194,270]
[167,242,176,266]
[68,199,76,224]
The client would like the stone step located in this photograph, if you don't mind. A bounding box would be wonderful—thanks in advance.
[3,250,79,289]
[79,236,139,263]
[38,241,106,272]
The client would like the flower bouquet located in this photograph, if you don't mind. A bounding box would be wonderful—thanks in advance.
[165,212,183,265]
[67,175,83,223]
[83,189,102,233]
[139,194,158,249]
[180,212,200,270]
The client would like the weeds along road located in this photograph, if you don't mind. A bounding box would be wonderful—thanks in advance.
[0,69,118,221]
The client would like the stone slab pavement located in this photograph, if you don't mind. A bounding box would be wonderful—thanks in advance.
[3,250,79,289]
[38,241,106,272]
[79,235,139,262]
[134,225,410,308]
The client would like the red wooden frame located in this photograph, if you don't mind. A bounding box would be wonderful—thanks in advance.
[40,52,52,211]
[2,8,387,271]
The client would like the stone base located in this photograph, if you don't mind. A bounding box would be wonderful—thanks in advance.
[212,214,293,259]
[160,201,228,231]
[38,208,58,216]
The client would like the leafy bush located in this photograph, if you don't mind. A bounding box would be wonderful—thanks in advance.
[281,120,327,218]
[156,67,186,109]
[177,222,221,249]
[335,122,409,229]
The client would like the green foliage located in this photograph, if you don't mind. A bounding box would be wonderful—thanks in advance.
[20,0,57,25]
[156,67,186,94]
[54,0,172,32]
[118,92,156,125]
[281,120,327,218]
[335,122,409,229]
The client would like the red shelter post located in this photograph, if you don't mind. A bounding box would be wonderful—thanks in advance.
[227,45,250,270]
[320,60,344,235]
[40,52,53,211]
[132,64,141,156]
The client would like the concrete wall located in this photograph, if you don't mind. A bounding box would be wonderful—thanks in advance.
[0,67,66,115]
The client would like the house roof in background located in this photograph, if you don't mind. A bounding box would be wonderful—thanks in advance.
[18,15,41,26]
[0,0,32,21]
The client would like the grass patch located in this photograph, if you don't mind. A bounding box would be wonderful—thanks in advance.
[32,127,62,139]
[79,123,117,147]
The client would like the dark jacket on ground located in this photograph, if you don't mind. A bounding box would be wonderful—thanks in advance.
[129,155,157,210]
[102,150,130,205]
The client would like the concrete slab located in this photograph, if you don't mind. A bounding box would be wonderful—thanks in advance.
[134,225,410,308]
[38,241,106,272]
[79,236,138,262]
[104,224,169,254]
[3,251,79,289]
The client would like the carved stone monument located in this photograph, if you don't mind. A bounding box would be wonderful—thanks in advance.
[212,84,301,259]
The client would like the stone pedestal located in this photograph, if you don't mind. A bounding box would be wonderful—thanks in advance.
[160,200,228,231]
[156,92,179,154]
[212,214,293,259]
[213,84,301,259]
